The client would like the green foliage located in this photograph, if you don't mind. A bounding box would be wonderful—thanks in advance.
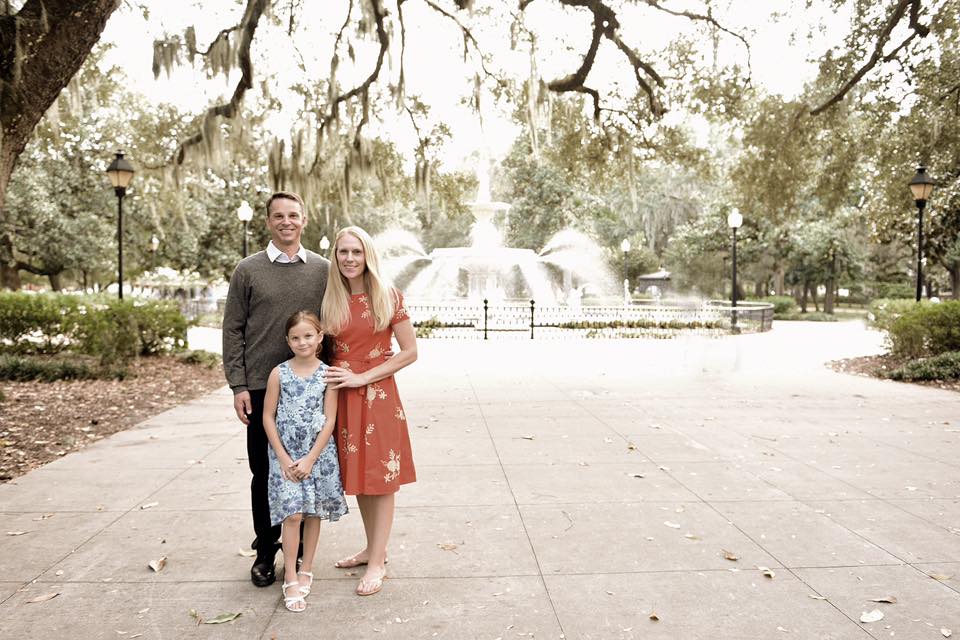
[0,354,97,382]
[888,301,960,358]
[775,311,839,322]
[867,298,925,333]
[885,351,960,382]
[752,296,797,316]
[175,350,221,368]
[551,319,725,330]
[0,293,188,365]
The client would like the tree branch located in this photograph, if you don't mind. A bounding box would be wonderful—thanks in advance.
[157,0,267,168]
[312,0,389,171]
[809,0,928,116]
[422,0,507,87]
[642,0,751,75]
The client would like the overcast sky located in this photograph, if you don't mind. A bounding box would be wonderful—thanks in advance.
[100,1,851,170]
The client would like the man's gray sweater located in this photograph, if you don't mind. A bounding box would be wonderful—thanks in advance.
[222,250,329,394]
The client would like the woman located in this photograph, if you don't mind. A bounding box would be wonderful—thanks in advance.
[321,226,417,596]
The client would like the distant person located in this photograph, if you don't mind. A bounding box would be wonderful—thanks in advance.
[321,226,418,596]
[262,310,347,612]
[222,192,329,587]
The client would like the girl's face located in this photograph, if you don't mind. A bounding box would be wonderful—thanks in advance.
[287,321,322,358]
[336,233,366,283]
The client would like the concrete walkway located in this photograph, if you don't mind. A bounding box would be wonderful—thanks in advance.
[1,321,958,639]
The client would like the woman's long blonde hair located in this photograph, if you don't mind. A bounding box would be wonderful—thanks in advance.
[321,226,397,335]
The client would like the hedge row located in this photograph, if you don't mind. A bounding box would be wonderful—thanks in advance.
[0,292,188,365]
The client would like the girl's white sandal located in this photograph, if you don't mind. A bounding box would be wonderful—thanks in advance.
[283,581,306,612]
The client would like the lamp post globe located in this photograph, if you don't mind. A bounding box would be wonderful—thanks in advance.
[908,166,935,302]
[105,151,135,300]
[320,235,331,253]
[237,200,254,258]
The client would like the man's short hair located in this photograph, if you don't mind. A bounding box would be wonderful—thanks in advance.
[266,191,306,216]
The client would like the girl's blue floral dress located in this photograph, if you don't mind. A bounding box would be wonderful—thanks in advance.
[267,361,348,526]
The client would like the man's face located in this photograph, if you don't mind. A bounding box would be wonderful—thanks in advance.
[266,198,306,248]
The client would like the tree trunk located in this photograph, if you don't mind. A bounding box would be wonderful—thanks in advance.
[811,284,819,312]
[800,282,809,313]
[950,260,959,300]
[824,251,836,314]
[774,265,785,296]
[0,0,121,290]
[48,272,63,291]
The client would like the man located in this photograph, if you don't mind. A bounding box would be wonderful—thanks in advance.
[222,192,329,587]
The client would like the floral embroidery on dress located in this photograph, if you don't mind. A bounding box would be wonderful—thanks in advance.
[394,407,406,422]
[336,340,350,353]
[367,344,383,359]
[382,449,400,483]
[365,423,375,445]
[365,382,387,407]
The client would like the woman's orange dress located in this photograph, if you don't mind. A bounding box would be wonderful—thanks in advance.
[333,291,416,495]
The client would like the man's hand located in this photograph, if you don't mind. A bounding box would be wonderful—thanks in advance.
[233,390,252,425]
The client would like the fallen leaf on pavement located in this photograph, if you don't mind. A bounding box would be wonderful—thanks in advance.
[869,596,897,603]
[628,473,645,479]
[941,629,951,638]
[437,542,459,551]
[722,549,739,561]
[684,533,701,540]
[930,573,954,581]
[26,591,60,603]
[627,442,637,450]
[148,557,166,572]
[859,609,883,623]
[140,502,159,510]
[238,548,256,557]
[649,612,660,621]
[520,435,535,440]
[664,521,681,529]
[759,566,775,578]
[808,594,826,600]
[203,612,241,625]
[6,531,27,536]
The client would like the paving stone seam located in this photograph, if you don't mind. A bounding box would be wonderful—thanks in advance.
[852,433,960,471]
[3,427,241,605]
[465,371,568,639]
[552,379,883,636]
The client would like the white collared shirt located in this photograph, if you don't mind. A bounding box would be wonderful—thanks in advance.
[266,241,307,263]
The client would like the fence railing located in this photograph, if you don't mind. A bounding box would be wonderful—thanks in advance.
[408,299,775,339]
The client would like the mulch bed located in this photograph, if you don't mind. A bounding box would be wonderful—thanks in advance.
[829,353,960,393]
[0,356,226,482]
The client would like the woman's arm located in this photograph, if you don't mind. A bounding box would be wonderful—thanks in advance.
[262,367,296,480]
[326,319,417,389]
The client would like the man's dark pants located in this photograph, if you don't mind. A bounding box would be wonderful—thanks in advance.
[246,389,281,559]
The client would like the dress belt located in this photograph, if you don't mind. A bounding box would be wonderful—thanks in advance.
[333,354,387,373]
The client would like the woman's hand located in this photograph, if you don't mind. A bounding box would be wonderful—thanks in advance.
[325,365,365,390]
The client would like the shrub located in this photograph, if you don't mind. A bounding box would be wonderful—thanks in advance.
[753,296,797,316]
[0,354,97,382]
[867,298,924,333]
[886,351,960,381]
[0,292,189,365]
[175,350,221,368]
[776,311,839,322]
[889,301,960,358]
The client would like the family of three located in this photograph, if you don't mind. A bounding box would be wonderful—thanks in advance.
[221,192,417,612]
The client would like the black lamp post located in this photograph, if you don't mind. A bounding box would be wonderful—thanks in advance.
[727,208,743,328]
[106,151,135,300]
[620,237,631,305]
[908,166,935,302]
[237,200,254,258]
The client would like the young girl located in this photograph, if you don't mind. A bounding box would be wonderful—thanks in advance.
[263,310,348,612]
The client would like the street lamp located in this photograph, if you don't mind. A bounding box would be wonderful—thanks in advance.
[908,166,935,302]
[727,208,743,329]
[237,200,254,258]
[149,235,160,271]
[620,238,631,305]
[319,235,331,253]
[106,151,135,300]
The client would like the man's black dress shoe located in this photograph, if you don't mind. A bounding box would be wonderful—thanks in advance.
[250,556,276,587]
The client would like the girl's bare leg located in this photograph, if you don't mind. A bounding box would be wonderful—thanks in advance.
[299,516,320,591]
